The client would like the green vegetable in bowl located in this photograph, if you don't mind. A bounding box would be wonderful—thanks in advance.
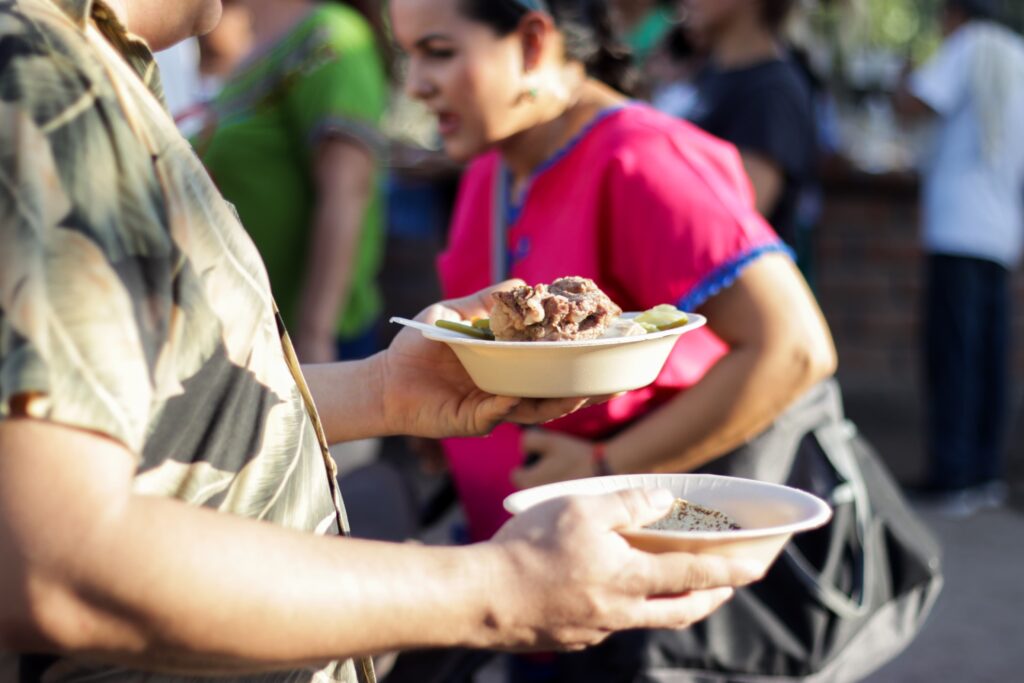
[435,319,496,340]
[636,304,689,332]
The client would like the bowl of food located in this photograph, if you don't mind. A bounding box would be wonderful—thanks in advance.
[391,277,706,398]
[503,474,832,567]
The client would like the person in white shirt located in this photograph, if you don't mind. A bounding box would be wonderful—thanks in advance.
[895,0,1024,517]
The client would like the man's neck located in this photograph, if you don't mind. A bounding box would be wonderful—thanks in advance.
[711,15,783,70]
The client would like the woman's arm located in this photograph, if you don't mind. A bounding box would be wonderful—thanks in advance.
[513,253,836,487]
[606,253,836,473]
[293,138,375,363]
[740,151,784,219]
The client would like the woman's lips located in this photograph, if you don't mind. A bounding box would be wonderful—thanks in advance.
[437,112,461,137]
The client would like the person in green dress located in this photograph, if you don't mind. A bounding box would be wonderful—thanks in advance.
[199,0,390,363]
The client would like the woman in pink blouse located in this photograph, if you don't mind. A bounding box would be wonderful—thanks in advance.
[392,0,837,544]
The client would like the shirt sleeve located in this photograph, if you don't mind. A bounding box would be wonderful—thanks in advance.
[0,47,157,455]
[284,8,388,156]
[910,28,974,117]
[603,127,791,313]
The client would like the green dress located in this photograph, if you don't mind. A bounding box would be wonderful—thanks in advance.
[200,4,387,343]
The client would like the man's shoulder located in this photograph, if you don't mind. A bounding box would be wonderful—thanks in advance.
[1,0,81,45]
[0,0,98,101]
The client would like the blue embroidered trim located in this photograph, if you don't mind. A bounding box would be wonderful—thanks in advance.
[503,103,631,230]
[678,242,795,312]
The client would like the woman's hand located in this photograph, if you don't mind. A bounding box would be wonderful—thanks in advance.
[512,430,596,489]
[379,281,593,439]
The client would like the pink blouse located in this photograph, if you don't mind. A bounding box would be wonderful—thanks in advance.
[438,104,787,541]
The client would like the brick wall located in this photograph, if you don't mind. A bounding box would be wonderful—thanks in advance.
[816,167,1024,395]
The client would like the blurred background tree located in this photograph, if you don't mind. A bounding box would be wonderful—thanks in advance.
[788,0,1023,172]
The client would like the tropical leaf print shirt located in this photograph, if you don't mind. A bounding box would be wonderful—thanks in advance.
[0,1,371,681]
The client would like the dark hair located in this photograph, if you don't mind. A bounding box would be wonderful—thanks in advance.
[458,0,636,95]
[760,0,796,32]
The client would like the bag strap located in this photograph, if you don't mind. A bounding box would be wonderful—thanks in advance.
[491,161,510,283]
[783,417,876,619]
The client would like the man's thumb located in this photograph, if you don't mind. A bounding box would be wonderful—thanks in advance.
[608,488,676,530]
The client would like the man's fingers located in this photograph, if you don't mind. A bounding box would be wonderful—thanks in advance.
[632,587,736,631]
[568,488,676,531]
[442,279,529,320]
[641,553,764,596]
[579,393,621,409]
[507,397,587,425]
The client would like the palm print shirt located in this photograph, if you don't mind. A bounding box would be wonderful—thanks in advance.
[0,1,372,681]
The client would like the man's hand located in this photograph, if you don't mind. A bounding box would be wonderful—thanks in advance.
[512,429,596,489]
[483,489,765,651]
[378,281,594,438]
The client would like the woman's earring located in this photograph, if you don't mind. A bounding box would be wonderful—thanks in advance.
[522,73,541,102]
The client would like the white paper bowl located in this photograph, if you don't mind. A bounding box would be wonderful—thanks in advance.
[398,313,706,398]
[504,474,832,567]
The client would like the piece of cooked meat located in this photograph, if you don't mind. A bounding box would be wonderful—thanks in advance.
[490,276,622,342]
[644,498,741,532]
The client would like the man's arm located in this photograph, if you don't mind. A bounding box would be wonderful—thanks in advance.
[0,418,760,672]
[303,282,599,445]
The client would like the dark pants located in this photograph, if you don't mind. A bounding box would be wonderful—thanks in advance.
[924,254,1011,491]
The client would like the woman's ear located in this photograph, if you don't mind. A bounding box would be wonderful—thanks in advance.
[518,12,556,72]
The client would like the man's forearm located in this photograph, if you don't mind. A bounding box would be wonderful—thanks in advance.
[11,490,508,673]
[301,356,390,444]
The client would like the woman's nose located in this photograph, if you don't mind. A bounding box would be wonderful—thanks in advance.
[404,61,437,101]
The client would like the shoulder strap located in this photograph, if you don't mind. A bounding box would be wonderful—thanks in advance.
[491,161,509,283]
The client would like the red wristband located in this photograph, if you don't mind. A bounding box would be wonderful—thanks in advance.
[592,442,613,476]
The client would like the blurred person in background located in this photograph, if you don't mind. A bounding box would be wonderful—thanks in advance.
[387,0,837,679]
[682,0,816,259]
[154,39,203,126]
[196,0,390,363]
[168,1,254,136]
[895,0,1024,517]
[610,0,676,68]
[647,23,706,119]
[196,0,254,95]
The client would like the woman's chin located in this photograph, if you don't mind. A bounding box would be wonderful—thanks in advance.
[442,136,489,164]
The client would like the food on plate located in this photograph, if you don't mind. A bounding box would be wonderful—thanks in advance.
[645,498,741,532]
[489,276,623,341]
[430,277,689,343]
[602,317,650,338]
[635,304,689,332]
[435,319,495,340]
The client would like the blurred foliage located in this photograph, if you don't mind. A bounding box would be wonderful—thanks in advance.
[797,0,1024,92]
